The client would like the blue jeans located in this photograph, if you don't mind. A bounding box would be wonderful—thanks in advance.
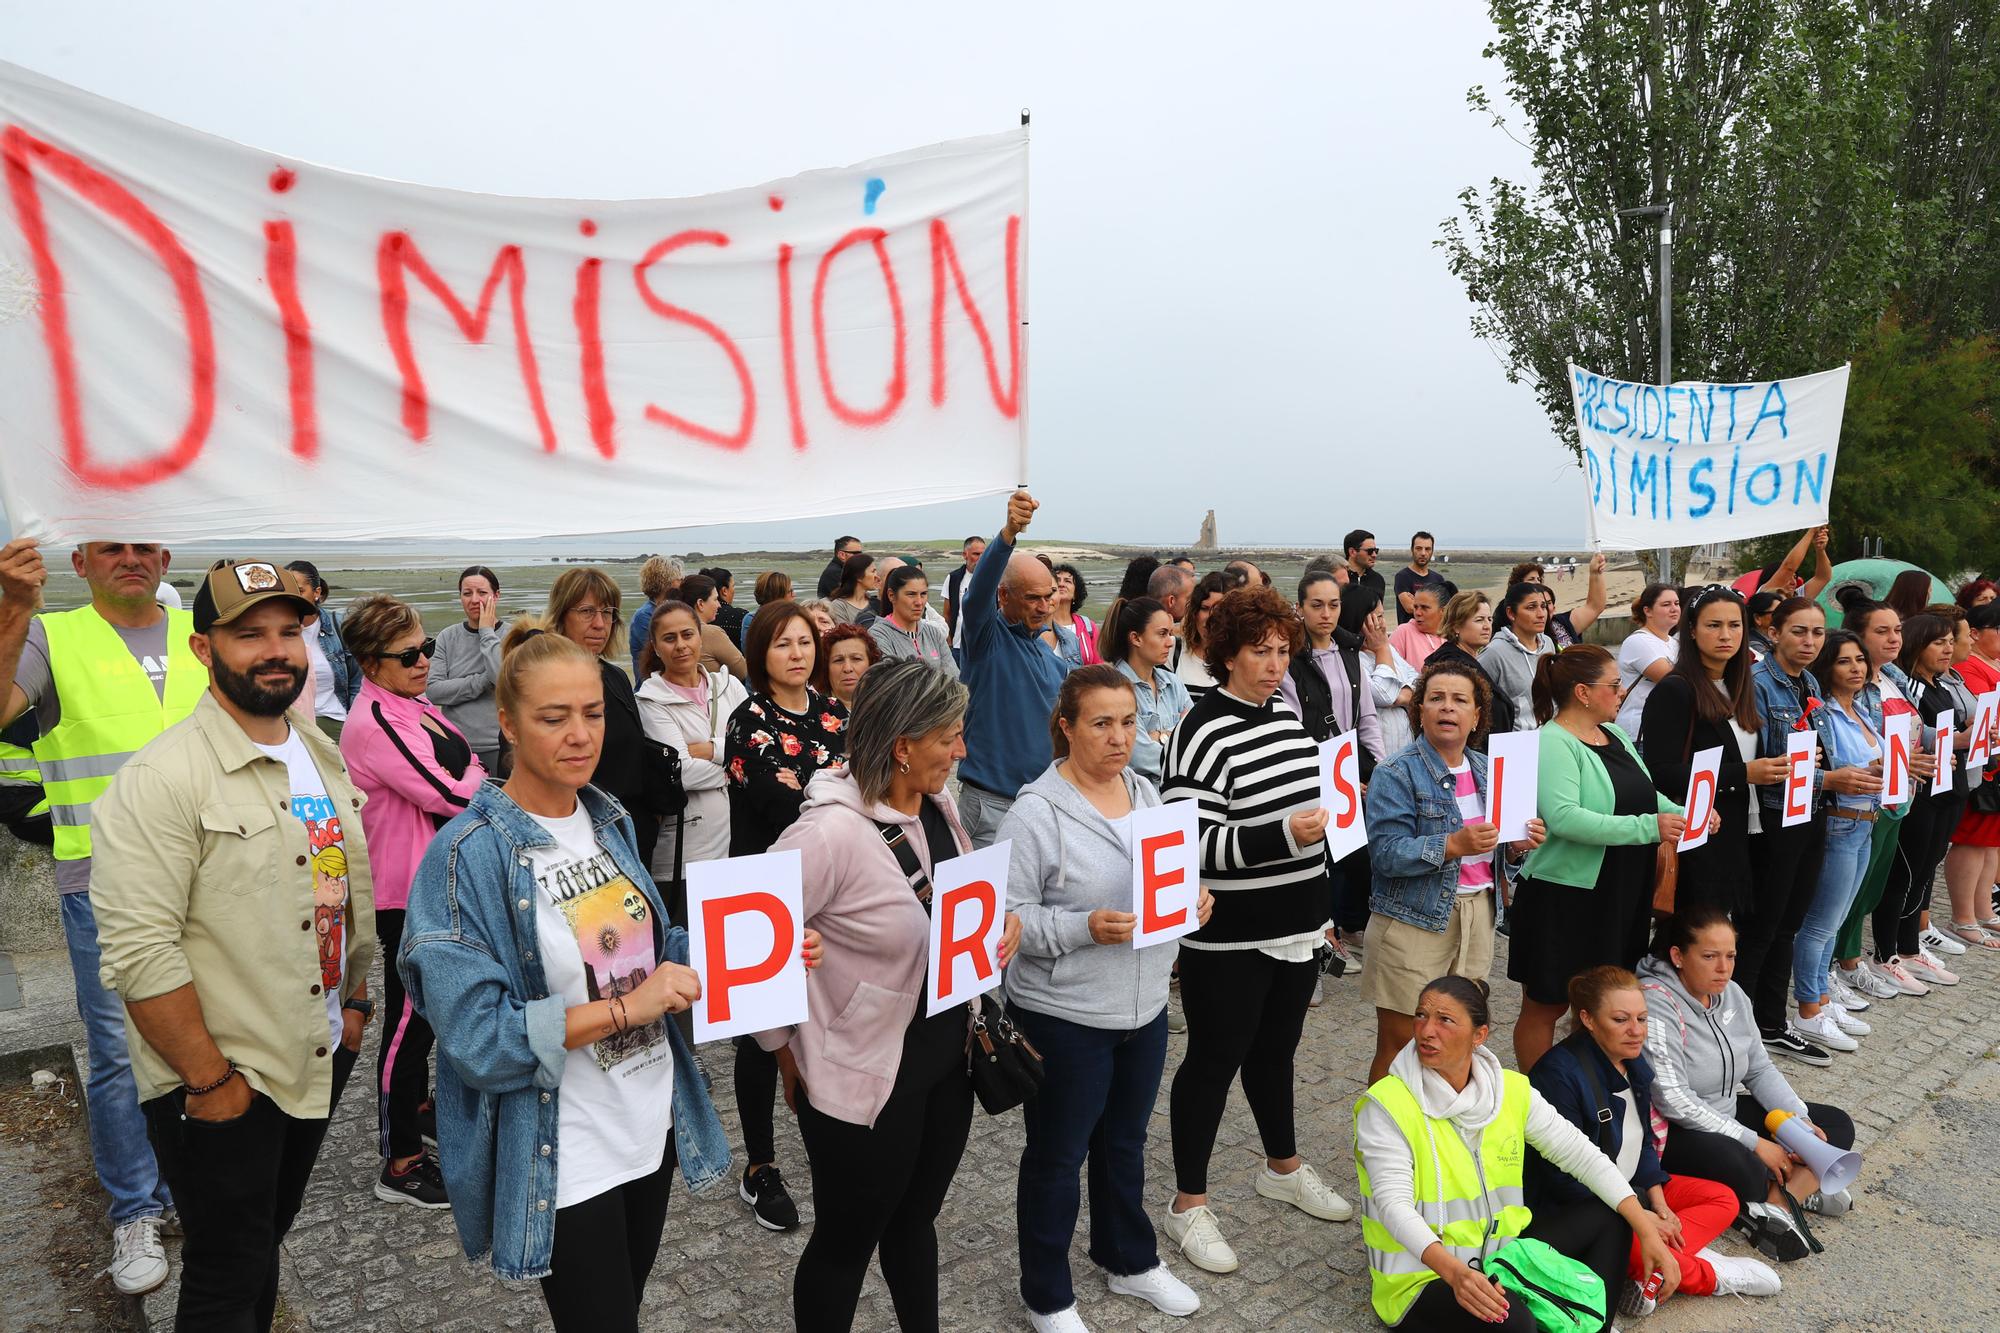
[1012,1005,1168,1315]
[60,891,172,1225]
[1791,815,1875,1005]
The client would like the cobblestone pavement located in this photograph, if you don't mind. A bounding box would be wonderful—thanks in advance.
[10,908,1998,1332]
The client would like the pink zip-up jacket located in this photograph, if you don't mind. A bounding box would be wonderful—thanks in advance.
[755,768,972,1128]
[339,678,486,910]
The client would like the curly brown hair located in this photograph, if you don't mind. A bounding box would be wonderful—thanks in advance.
[811,622,882,695]
[1406,657,1493,747]
[1202,584,1304,681]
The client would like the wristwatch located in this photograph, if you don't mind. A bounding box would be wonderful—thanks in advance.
[342,997,375,1020]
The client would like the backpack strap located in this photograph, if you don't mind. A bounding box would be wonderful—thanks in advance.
[875,819,933,910]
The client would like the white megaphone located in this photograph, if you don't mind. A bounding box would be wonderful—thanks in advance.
[1764,1109,1861,1195]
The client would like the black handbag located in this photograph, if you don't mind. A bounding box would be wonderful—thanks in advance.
[873,820,1043,1115]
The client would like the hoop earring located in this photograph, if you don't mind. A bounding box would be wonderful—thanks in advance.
[897,761,910,774]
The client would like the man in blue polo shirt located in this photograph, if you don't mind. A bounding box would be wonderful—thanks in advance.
[956,489,1068,846]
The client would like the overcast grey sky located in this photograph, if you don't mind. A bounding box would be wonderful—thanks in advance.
[2,0,1587,554]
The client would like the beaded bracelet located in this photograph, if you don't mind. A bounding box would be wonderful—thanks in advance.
[185,1062,238,1096]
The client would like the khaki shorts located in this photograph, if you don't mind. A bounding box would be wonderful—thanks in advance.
[1359,893,1495,1016]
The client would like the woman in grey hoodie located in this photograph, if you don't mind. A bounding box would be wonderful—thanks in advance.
[998,666,1212,1333]
[1479,583,1556,732]
[1638,907,1857,1264]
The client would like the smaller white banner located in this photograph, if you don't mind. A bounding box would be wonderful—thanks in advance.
[686,850,807,1043]
[1932,721,1955,796]
[1319,731,1367,861]
[1677,746,1724,852]
[1485,731,1541,845]
[1130,800,1201,950]
[926,840,1010,1016]
[1968,692,2000,772]
[1782,731,1819,828]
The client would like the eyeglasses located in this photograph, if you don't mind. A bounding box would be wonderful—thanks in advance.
[383,638,438,668]
[1360,546,1379,555]
[570,605,615,623]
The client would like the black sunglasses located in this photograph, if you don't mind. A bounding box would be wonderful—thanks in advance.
[382,638,438,668]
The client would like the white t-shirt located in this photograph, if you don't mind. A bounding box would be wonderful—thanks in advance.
[252,726,348,1048]
[1716,678,1763,836]
[301,624,348,722]
[1616,631,1678,734]
[1614,1089,1642,1180]
[528,804,674,1209]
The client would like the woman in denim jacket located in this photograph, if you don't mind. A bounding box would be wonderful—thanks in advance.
[1360,659,1544,1083]
[1734,596,1841,1062]
[401,632,744,1331]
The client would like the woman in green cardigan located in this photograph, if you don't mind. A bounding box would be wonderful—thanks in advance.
[1508,645,1713,1072]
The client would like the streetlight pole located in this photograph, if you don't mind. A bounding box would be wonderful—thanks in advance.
[1618,202,1674,582]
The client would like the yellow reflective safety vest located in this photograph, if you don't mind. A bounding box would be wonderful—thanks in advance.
[1354,1069,1533,1326]
[0,736,47,817]
[31,606,206,861]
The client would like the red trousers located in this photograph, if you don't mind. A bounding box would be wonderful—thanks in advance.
[1628,1174,1737,1297]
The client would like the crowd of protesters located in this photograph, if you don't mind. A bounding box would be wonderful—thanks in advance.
[2,510,1988,1333]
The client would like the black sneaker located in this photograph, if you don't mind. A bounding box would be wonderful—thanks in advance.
[417,1097,438,1149]
[1733,1202,1811,1263]
[739,1164,800,1231]
[375,1153,451,1209]
[1760,1028,1832,1068]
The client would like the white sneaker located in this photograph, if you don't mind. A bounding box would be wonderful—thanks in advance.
[1254,1162,1354,1221]
[1828,1000,1871,1036]
[1907,947,1960,986]
[1791,1011,1858,1053]
[1826,967,1869,1011]
[1307,976,1324,1008]
[107,1216,169,1296]
[1869,956,1929,997]
[1704,1249,1782,1297]
[1162,1203,1239,1274]
[1106,1264,1201,1316]
[1851,960,1905,999]
[1921,924,1968,955]
[1028,1305,1090,1333]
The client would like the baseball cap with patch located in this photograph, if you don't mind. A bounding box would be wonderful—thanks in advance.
[191,559,318,633]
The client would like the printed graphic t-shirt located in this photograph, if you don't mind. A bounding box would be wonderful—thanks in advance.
[528,804,674,1209]
[252,726,348,1048]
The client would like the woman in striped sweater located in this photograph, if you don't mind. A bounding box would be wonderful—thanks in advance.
[1160,585,1355,1278]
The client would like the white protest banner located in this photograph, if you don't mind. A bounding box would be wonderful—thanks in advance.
[0,60,1027,544]
[1130,799,1200,950]
[1567,363,1850,550]
[1968,691,2000,772]
[1881,715,1915,808]
[1485,730,1540,844]
[686,849,807,1044]
[1318,731,1367,861]
[926,840,1009,1016]
[1677,746,1725,852]
[1932,721,1955,796]
[1782,730,1818,828]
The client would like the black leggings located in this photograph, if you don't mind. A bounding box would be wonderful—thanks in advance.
[1169,946,1316,1195]
[1658,1095,1855,1208]
[793,1064,973,1333]
[1397,1198,1625,1333]
[373,909,435,1160]
[735,1036,779,1166]
[1878,789,1965,960]
[539,1137,677,1333]
[1736,818,1827,1036]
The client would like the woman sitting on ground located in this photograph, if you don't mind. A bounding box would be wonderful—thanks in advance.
[1354,975,1680,1333]
[1638,907,1859,1265]
[1528,966,1780,1317]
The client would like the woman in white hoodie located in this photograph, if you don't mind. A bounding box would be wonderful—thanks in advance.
[636,599,748,886]
[1354,975,1679,1332]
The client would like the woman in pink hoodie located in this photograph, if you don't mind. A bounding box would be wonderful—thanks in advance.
[339,596,486,1210]
[760,660,1019,1333]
